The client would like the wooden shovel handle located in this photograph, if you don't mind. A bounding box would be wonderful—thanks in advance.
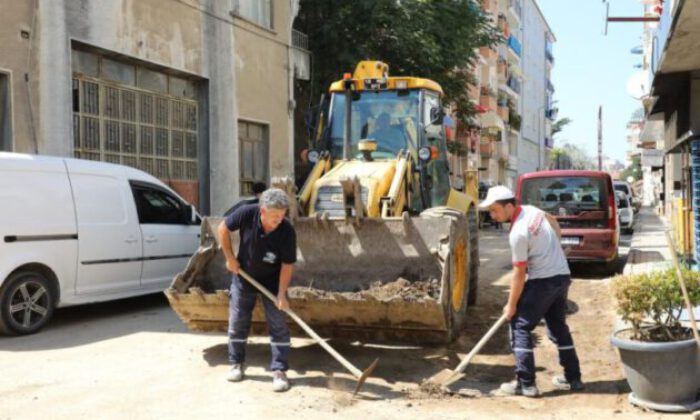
[664,232,700,346]
[452,314,509,375]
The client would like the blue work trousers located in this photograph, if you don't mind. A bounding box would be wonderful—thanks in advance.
[510,274,581,386]
[228,275,290,371]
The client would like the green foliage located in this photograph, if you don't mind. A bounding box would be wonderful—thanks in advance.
[551,117,571,138]
[508,111,521,131]
[621,155,642,182]
[296,0,502,128]
[446,139,468,156]
[612,268,700,342]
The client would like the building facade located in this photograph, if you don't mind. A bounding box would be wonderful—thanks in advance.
[642,0,700,262]
[520,0,555,174]
[459,0,554,190]
[0,0,309,215]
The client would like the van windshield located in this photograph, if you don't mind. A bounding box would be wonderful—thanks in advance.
[520,176,610,228]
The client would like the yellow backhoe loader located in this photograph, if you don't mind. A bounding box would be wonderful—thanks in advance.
[166,61,480,343]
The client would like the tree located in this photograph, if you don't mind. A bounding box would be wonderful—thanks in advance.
[621,155,642,182]
[295,0,502,133]
[551,117,572,138]
[549,147,572,169]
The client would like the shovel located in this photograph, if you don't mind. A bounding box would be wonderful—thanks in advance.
[424,314,508,389]
[237,269,379,395]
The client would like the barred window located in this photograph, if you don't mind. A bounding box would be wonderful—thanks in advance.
[72,52,198,181]
[239,121,269,196]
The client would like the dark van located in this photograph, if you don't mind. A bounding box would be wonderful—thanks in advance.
[516,170,619,271]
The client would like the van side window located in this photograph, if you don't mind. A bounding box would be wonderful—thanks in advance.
[131,185,185,225]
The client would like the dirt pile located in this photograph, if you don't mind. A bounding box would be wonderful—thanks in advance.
[288,277,440,302]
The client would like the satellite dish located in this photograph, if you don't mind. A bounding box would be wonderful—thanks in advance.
[626,70,649,99]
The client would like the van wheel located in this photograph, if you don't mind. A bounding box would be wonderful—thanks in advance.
[0,271,55,335]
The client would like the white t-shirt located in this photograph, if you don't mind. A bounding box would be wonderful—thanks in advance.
[509,205,570,280]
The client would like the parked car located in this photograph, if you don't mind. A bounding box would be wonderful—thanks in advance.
[616,191,634,234]
[0,152,201,335]
[613,180,641,214]
[516,170,619,273]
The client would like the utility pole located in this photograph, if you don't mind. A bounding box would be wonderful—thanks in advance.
[598,105,603,171]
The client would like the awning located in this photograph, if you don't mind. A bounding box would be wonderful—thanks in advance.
[665,131,699,154]
[479,111,505,131]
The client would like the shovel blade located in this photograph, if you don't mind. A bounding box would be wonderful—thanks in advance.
[424,368,465,389]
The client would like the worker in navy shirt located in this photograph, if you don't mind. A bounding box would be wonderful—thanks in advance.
[218,188,297,392]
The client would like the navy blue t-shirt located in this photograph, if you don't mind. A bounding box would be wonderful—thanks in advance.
[224,204,297,294]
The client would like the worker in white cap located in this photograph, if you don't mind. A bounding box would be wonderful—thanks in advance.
[480,185,583,397]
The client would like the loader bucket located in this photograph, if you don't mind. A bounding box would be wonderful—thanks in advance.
[166,210,471,343]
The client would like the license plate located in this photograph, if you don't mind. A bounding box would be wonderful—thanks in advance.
[561,237,580,246]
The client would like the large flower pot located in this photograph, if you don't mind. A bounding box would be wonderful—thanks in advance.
[611,329,700,412]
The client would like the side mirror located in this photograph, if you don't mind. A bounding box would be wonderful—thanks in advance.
[184,204,199,225]
[430,107,444,125]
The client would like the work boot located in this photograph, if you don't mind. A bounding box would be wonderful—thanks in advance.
[272,370,290,392]
[552,375,584,391]
[226,364,244,382]
[499,380,539,397]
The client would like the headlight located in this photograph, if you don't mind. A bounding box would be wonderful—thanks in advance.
[308,149,320,163]
[418,146,432,162]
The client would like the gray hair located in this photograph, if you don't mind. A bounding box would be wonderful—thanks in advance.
[259,188,289,210]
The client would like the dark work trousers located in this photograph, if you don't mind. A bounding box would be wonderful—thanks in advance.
[228,275,290,371]
[509,274,581,386]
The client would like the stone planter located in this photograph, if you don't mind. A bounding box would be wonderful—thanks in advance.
[610,329,700,412]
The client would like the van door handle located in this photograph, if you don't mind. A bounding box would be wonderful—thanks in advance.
[125,236,138,244]
[144,236,158,243]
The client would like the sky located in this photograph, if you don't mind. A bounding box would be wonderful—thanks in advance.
[537,0,647,164]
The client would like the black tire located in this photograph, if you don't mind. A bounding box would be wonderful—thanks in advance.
[0,270,56,335]
[603,253,620,277]
[467,206,479,307]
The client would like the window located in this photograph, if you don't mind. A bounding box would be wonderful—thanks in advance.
[131,184,186,224]
[0,72,11,151]
[233,0,272,29]
[239,121,268,196]
[72,50,198,181]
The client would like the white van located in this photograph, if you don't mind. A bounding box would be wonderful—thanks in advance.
[0,152,201,335]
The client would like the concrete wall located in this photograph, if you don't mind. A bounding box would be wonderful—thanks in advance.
[0,1,36,153]
[0,0,299,215]
[233,2,294,184]
[520,0,548,172]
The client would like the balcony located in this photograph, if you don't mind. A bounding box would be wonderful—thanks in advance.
[509,0,522,21]
[546,79,555,93]
[291,29,311,80]
[506,77,521,94]
[479,0,496,15]
[545,40,554,65]
[292,29,309,50]
[480,141,494,158]
[507,35,522,58]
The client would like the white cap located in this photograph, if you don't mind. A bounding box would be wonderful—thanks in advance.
[479,185,515,209]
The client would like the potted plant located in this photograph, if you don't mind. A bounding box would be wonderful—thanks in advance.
[508,111,521,131]
[610,268,700,412]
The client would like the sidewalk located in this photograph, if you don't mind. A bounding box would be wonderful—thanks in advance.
[622,207,672,276]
